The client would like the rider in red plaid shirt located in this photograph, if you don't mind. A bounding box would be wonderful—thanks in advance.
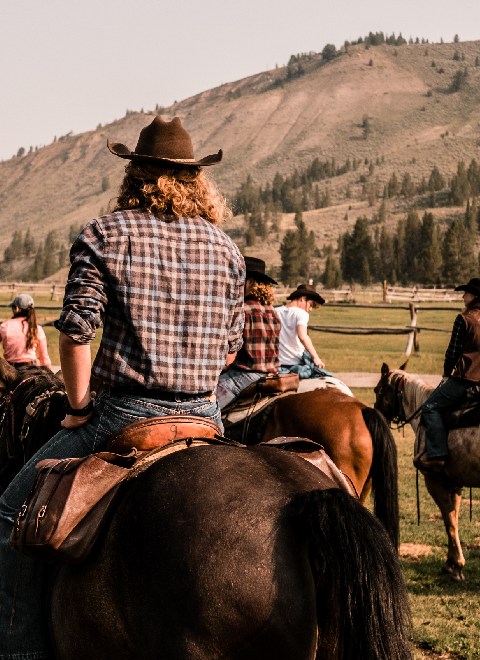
[216,257,280,408]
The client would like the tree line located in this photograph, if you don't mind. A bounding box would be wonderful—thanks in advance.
[2,224,82,281]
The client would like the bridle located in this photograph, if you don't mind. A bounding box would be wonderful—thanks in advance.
[377,372,422,430]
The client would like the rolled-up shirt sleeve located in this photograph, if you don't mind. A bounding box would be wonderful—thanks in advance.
[54,221,108,344]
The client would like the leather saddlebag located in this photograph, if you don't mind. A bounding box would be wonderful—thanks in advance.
[10,450,137,564]
[240,373,299,399]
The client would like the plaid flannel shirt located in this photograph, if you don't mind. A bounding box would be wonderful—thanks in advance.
[234,298,280,373]
[444,313,466,376]
[55,210,245,393]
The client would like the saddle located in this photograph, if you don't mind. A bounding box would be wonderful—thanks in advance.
[222,373,299,442]
[443,384,480,429]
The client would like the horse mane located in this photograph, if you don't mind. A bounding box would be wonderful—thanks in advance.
[391,369,433,418]
[0,362,66,494]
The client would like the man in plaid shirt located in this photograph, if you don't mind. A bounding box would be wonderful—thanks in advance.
[217,256,280,408]
[0,116,245,660]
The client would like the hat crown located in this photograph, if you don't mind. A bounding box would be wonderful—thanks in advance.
[135,117,194,161]
[10,293,34,309]
[287,283,325,305]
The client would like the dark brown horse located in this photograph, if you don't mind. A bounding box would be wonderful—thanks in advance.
[239,387,400,548]
[1,361,412,658]
[374,362,480,581]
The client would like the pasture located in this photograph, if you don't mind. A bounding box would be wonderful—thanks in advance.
[1,295,479,658]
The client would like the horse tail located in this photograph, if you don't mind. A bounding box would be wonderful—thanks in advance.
[292,489,412,660]
[362,406,400,548]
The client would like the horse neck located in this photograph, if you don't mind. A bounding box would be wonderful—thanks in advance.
[401,374,432,431]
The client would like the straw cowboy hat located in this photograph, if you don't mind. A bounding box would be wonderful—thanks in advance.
[244,256,277,285]
[107,116,222,167]
[287,284,325,305]
[455,278,480,298]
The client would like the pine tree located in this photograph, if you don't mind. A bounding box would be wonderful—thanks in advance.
[418,212,443,284]
[442,220,476,283]
[280,230,301,284]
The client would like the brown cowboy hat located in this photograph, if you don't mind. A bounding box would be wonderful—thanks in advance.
[107,116,222,167]
[455,277,480,298]
[244,256,277,285]
[287,283,325,305]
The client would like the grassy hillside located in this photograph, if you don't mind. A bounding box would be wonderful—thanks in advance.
[1,38,480,280]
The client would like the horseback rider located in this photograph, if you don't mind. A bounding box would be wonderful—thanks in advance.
[0,116,245,659]
[0,294,52,370]
[216,256,280,409]
[416,277,480,471]
[277,283,333,378]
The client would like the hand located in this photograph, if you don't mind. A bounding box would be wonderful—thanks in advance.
[61,412,93,429]
[314,357,325,369]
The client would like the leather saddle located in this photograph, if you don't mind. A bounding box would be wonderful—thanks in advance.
[108,415,221,453]
[443,384,480,429]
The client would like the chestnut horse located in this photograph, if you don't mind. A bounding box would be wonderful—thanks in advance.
[0,360,414,659]
[246,388,400,548]
[374,363,480,581]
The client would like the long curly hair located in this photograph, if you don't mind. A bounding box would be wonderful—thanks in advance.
[113,163,232,225]
[247,282,276,305]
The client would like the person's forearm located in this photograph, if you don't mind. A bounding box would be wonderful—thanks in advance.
[297,328,324,367]
[59,332,92,408]
[225,352,237,367]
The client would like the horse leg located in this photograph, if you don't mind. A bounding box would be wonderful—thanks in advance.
[424,474,465,581]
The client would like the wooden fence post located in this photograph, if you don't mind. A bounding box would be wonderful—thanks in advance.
[405,303,419,356]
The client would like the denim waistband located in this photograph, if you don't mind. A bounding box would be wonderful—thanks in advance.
[108,386,213,401]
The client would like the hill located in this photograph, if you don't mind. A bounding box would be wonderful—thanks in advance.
[1,38,480,280]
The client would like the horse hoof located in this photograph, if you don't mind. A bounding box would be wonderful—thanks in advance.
[441,564,464,581]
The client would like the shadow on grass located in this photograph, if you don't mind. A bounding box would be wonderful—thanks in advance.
[402,551,480,596]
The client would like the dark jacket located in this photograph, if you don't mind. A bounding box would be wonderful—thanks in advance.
[452,305,480,382]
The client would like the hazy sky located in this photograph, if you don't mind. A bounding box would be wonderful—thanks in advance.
[1,0,479,161]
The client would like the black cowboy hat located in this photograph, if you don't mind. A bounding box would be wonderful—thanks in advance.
[455,277,480,298]
[244,256,277,285]
[287,283,325,305]
[107,116,222,167]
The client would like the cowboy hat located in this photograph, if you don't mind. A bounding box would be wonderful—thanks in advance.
[287,284,325,305]
[455,277,480,298]
[107,116,222,167]
[244,256,277,285]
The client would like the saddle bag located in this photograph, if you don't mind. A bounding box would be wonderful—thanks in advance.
[240,373,299,399]
[10,450,137,564]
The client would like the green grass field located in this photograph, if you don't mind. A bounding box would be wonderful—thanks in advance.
[1,295,479,657]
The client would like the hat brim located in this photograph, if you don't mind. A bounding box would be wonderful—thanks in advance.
[107,140,222,167]
[246,270,277,285]
[455,284,480,297]
[287,292,325,305]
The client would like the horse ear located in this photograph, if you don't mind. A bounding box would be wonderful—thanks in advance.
[0,357,19,387]
[399,360,409,371]
[381,363,390,377]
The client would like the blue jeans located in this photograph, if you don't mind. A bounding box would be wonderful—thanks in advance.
[0,391,221,659]
[279,350,333,379]
[216,368,264,409]
[421,377,471,458]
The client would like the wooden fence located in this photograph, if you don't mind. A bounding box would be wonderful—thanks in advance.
[310,302,458,357]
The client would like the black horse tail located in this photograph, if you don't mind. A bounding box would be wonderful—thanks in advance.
[293,489,412,660]
[362,406,400,548]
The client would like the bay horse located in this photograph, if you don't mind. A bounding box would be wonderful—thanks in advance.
[0,360,413,658]
[374,362,480,581]
[241,387,400,548]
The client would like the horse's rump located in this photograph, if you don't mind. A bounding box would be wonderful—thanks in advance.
[50,445,411,659]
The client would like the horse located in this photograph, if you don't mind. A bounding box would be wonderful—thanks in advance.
[373,362,480,581]
[231,386,400,548]
[0,360,413,658]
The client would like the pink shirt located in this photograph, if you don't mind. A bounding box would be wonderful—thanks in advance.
[0,317,52,369]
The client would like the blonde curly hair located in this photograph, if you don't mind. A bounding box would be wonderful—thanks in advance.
[247,282,276,305]
[113,163,232,225]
